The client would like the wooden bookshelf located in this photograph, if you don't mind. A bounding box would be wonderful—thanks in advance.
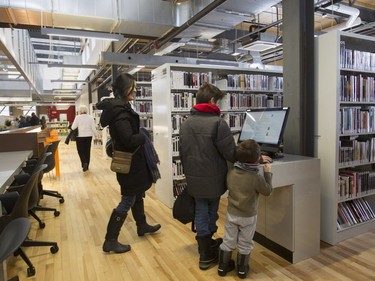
[316,30,375,245]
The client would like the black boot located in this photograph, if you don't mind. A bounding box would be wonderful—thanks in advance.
[102,209,131,253]
[196,235,218,270]
[237,253,250,279]
[218,249,235,277]
[131,198,161,236]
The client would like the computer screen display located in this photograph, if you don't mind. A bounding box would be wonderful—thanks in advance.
[238,107,290,153]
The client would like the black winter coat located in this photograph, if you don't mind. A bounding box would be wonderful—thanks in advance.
[179,108,236,199]
[96,98,152,196]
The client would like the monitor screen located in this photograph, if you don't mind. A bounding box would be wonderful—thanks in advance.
[238,107,290,153]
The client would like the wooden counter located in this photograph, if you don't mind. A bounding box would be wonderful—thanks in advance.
[0,126,52,157]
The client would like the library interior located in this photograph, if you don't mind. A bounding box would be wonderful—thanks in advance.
[0,0,375,280]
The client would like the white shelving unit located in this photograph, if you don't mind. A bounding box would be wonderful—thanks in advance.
[89,103,103,148]
[151,63,283,208]
[135,81,153,138]
[46,121,69,136]
[316,31,375,245]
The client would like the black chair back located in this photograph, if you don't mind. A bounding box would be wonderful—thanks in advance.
[0,164,47,233]
[44,140,60,173]
[0,217,31,263]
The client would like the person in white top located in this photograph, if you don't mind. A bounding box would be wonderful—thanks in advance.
[71,105,97,172]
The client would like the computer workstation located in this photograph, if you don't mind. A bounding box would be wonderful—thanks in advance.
[237,107,290,162]
[236,106,320,263]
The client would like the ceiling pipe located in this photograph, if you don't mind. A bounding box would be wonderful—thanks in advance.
[151,0,228,53]
[323,3,362,31]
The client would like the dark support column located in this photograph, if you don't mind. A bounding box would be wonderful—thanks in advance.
[111,42,119,83]
[88,79,92,104]
[282,0,315,157]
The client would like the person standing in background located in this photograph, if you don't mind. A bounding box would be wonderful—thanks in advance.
[71,105,97,172]
[179,83,237,270]
[30,112,40,126]
[96,72,161,254]
[40,116,47,129]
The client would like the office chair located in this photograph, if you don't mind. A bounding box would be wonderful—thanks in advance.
[9,153,60,229]
[0,217,31,280]
[42,140,65,203]
[0,164,59,277]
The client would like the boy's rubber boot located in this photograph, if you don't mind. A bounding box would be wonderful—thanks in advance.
[217,249,235,276]
[237,253,250,279]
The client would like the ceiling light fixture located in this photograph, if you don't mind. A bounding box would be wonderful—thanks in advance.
[51,79,87,83]
[41,27,124,41]
[239,41,282,52]
[128,65,145,75]
[47,63,99,70]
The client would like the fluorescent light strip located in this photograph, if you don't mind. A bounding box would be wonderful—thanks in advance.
[51,79,87,83]
[128,65,145,75]
[41,27,124,41]
[47,63,98,70]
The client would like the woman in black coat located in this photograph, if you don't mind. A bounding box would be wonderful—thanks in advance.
[96,73,161,254]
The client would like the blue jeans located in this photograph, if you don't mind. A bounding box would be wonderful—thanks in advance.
[194,197,220,237]
[115,194,137,215]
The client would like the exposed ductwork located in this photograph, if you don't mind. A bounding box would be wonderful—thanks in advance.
[322,3,362,32]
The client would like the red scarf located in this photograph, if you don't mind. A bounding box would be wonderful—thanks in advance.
[193,103,221,116]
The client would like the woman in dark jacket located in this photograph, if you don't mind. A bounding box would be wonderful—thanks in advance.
[96,73,161,254]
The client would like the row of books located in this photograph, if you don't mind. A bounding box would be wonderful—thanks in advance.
[170,71,213,89]
[172,136,180,155]
[337,198,375,230]
[222,113,246,130]
[340,42,375,71]
[134,101,152,113]
[338,169,375,200]
[139,117,153,130]
[220,93,283,110]
[340,75,375,102]
[172,92,196,111]
[219,75,283,91]
[172,114,188,133]
[136,86,152,98]
[340,106,375,134]
[173,159,184,178]
[339,136,375,164]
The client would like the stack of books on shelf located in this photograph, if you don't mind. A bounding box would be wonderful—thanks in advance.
[134,101,153,113]
[337,198,375,230]
[339,136,375,165]
[172,92,196,111]
[221,74,283,91]
[171,71,213,89]
[136,86,152,98]
[340,41,375,71]
[172,159,184,180]
[172,115,188,134]
[340,75,375,102]
[339,169,375,200]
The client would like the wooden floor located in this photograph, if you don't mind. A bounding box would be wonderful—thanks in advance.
[6,142,375,281]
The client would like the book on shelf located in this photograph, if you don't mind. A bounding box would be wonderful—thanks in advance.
[337,198,375,230]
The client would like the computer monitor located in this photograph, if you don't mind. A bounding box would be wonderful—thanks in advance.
[238,107,290,157]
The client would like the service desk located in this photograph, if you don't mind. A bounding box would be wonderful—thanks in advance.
[254,154,320,264]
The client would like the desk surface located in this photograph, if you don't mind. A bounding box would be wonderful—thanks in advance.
[0,150,33,193]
